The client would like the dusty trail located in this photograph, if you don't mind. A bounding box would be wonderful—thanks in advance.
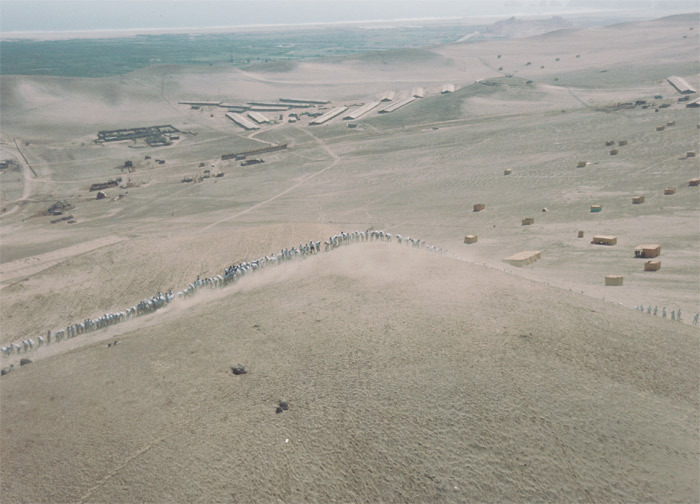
[202,125,341,230]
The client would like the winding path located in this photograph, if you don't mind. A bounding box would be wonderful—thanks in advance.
[202,125,340,230]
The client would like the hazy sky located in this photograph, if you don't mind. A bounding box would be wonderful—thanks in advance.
[1,0,697,33]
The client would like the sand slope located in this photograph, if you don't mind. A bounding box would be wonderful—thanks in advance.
[0,13,699,503]
[1,243,698,502]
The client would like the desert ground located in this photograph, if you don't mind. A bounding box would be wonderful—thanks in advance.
[0,13,699,502]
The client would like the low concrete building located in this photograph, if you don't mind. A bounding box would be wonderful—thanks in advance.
[473,203,485,212]
[618,140,628,146]
[578,231,584,238]
[605,140,615,146]
[464,235,478,244]
[503,250,541,267]
[635,244,661,258]
[592,235,617,245]
[632,196,645,204]
[441,84,455,94]
[521,217,535,226]
[590,205,602,212]
[576,161,587,167]
[504,168,512,175]
[686,151,696,158]
[689,178,700,186]
[664,187,676,195]
[657,125,666,131]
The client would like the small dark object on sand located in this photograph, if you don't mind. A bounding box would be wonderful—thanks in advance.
[20,358,32,366]
[231,364,247,375]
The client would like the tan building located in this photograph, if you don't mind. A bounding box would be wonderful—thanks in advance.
[605,275,624,286]
[464,235,478,244]
[644,261,661,271]
[635,244,661,258]
[473,203,485,212]
[592,235,617,245]
[503,250,541,267]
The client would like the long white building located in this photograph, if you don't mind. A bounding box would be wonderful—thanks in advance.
[226,112,259,130]
[247,111,272,124]
[310,106,349,125]
[667,76,697,94]
[343,101,380,120]
[380,90,396,102]
[378,96,416,113]
[411,87,425,98]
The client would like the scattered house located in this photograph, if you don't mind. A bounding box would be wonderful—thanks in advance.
[667,120,675,127]
[202,170,211,178]
[241,158,264,166]
[504,168,512,175]
[657,125,665,131]
[605,275,624,286]
[592,235,617,245]
[644,261,661,271]
[610,149,618,155]
[686,151,696,158]
[618,140,627,146]
[503,250,541,267]
[686,98,700,108]
[578,231,584,238]
[664,187,676,195]
[576,161,587,168]
[632,196,645,204]
[473,203,485,212]
[521,217,535,226]
[124,160,133,168]
[605,140,615,146]
[441,84,455,94]
[689,178,700,186]
[635,244,661,258]
[96,191,107,200]
[464,235,478,244]
[590,205,602,212]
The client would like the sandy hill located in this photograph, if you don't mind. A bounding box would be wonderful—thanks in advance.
[0,12,698,503]
[1,243,698,502]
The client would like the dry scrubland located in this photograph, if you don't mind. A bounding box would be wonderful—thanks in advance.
[1,14,699,502]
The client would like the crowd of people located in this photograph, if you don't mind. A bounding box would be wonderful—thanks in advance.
[2,229,695,360]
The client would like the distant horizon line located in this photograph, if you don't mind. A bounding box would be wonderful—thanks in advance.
[0,9,653,41]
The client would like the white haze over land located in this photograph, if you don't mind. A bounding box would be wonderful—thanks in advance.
[1,0,698,38]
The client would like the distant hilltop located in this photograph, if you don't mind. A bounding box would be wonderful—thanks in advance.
[484,16,574,39]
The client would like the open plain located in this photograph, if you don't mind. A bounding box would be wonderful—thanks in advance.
[1,13,699,502]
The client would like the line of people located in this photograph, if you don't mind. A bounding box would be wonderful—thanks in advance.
[2,230,448,358]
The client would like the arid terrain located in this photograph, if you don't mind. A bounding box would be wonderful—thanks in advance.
[1,13,699,502]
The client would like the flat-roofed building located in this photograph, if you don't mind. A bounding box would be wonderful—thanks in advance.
[441,84,455,94]
[226,112,259,130]
[634,244,661,258]
[503,250,541,267]
[411,87,425,98]
[310,106,349,125]
[592,235,617,246]
[604,275,624,286]
[667,76,697,94]
[343,101,380,120]
[380,90,396,102]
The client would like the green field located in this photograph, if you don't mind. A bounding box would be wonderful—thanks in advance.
[0,25,475,77]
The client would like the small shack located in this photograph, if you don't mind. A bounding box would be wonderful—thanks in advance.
[96,191,107,200]
[473,203,485,212]
[644,261,661,271]
[576,161,587,168]
[656,125,665,131]
[610,149,619,155]
[667,120,675,127]
[632,196,645,204]
[687,151,696,158]
[590,205,602,212]
[464,235,478,244]
[504,168,512,175]
[605,140,615,146]
[664,187,676,195]
[618,140,628,146]
[521,217,535,226]
[592,235,617,246]
[635,244,661,258]
[689,178,700,186]
[605,275,624,286]
[503,250,541,267]
[578,231,584,238]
